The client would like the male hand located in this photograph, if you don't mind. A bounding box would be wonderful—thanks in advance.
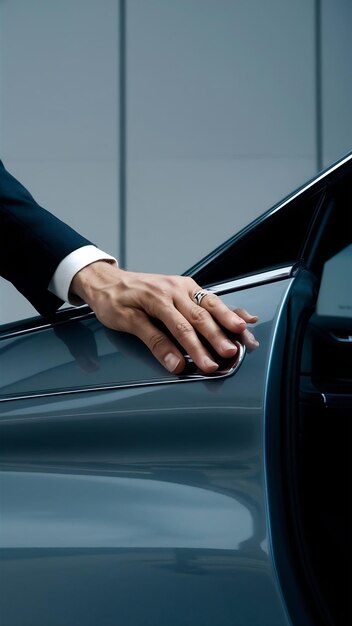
[70,261,259,374]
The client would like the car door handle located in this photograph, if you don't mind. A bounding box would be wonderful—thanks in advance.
[179,340,246,379]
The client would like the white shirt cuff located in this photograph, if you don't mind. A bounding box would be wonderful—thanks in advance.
[48,245,118,306]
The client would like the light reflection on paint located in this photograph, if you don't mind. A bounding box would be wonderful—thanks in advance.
[0,471,252,550]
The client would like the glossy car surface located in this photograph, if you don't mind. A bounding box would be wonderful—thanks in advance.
[0,152,351,626]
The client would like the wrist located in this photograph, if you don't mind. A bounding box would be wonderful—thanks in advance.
[70,260,121,304]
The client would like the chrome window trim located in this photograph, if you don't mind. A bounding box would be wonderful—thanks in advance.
[0,309,93,341]
[210,266,293,295]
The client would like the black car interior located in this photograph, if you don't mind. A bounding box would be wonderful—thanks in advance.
[268,166,351,626]
[295,177,351,626]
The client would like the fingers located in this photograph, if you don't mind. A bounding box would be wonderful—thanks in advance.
[99,310,183,374]
[117,299,259,375]
[173,294,260,363]
[233,307,259,324]
[174,295,240,360]
[127,309,186,374]
[128,306,259,374]
[73,263,260,374]
[240,328,260,351]
[151,302,221,373]
[191,291,248,334]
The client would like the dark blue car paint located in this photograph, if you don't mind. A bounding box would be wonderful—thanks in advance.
[0,279,292,626]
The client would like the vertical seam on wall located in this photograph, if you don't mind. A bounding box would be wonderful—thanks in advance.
[315,0,323,172]
[119,0,127,267]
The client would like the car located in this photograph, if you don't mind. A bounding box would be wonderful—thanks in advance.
[0,151,351,626]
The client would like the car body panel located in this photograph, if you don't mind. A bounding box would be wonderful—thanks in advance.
[0,279,292,626]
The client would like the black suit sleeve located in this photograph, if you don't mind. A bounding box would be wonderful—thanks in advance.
[0,160,94,317]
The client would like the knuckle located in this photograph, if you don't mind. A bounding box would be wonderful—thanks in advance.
[170,275,194,290]
[185,276,196,286]
[204,294,218,309]
[175,321,193,336]
[190,305,208,323]
[166,275,181,288]
[168,275,192,293]
[148,332,167,353]
[186,277,198,291]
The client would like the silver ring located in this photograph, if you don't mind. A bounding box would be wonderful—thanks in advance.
[193,289,211,306]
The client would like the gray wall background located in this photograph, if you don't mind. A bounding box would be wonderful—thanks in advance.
[0,0,351,324]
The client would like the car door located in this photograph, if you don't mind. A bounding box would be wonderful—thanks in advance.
[0,152,351,626]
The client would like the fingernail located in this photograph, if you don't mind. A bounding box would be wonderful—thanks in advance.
[164,353,181,372]
[221,339,238,353]
[248,331,260,344]
[203,356,219,370]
